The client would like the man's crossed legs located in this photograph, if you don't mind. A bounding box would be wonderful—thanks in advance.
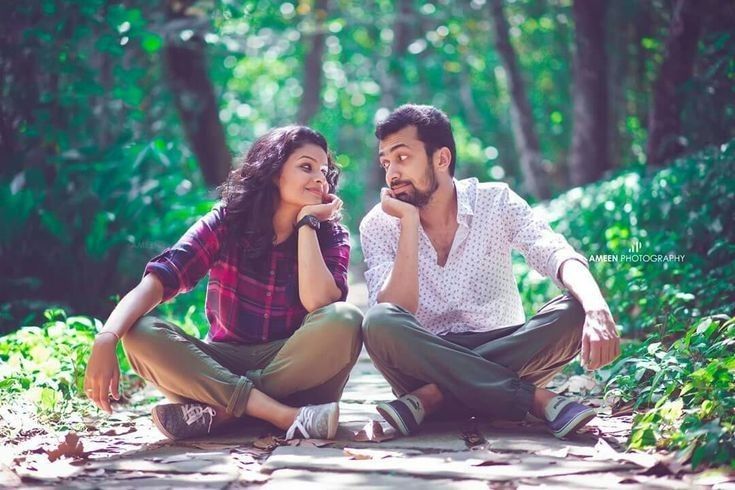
[362,292,597,438]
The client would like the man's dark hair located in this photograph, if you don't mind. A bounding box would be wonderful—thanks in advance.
[375,104,457,176]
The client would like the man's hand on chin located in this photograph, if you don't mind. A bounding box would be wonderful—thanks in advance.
[381,188,419,221]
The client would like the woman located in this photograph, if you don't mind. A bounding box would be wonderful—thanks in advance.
[83,126,363,441]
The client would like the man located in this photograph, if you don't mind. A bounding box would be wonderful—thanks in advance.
[359,104,620,439]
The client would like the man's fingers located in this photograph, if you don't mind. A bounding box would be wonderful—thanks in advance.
[609,337,617,365]
[602,340,613,368]
[588,341,601,371]
[581,334,591,369]
[596,339,607,368]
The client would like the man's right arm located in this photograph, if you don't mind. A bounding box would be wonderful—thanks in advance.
[375,211,420,313]
[363,188,421,313]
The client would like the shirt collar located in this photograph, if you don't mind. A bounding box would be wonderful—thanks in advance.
[454,178,474,224]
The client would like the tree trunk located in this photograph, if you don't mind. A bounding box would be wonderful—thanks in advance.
[569,0,609,186]
[386,0,413,108]
[646,0,702,166]
[298,0,328,125]
[366,0,413,209]
[488,0,550,200]
[163,1,231,188]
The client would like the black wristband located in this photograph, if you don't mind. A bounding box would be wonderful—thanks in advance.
[295,214,320,231]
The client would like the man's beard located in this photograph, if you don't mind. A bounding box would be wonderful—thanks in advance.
[392,162,439,208]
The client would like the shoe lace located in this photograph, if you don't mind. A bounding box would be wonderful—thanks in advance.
[181,404,217,434]
[285,406,315,440]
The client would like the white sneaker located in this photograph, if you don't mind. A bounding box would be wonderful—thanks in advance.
[285,402,339,440]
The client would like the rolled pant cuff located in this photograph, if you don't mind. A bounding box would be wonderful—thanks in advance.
[509,379,535,420]
[227,376,253,417]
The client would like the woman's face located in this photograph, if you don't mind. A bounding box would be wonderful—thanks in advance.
[276,143,330,208]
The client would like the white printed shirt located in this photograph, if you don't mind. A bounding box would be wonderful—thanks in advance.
[359,177,589,335]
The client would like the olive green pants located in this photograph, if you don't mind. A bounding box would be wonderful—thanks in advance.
[122,302,363,416]
[362,293,586,421]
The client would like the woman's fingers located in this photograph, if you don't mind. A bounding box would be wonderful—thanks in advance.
[86,370,115,413]
[110,369,121,401]
[98,381,112,414]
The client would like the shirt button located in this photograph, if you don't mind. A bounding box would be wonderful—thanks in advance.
[264,313,269,319]
[270,270,275,276]
[266,292,272,297]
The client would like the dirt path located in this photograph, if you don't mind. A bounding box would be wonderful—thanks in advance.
[2,280,730,488]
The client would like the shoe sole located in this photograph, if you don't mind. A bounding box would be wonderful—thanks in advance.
[151,407,179,441]
[552,408,597,439]
[376,402,412,436]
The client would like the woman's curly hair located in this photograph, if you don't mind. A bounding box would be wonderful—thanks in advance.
[216,126,340,258]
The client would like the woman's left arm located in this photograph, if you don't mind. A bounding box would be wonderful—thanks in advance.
[296,195,348,311]
[297,224,344,311]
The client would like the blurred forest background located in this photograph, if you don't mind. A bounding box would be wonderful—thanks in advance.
[1,0,734,469]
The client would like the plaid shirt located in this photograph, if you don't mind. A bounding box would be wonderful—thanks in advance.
[143,202,350,344]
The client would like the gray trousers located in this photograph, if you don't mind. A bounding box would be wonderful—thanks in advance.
[361,292,585,421]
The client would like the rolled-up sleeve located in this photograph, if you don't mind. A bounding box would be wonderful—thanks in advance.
[359,210,398,308]
[143,203,226,303]
[500,186,588,290]
[319,222,351,301]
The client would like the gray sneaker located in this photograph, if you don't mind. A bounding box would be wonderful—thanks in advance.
[285,402,339,440]
[151,402,217,440]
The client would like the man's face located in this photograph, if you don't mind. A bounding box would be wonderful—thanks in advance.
[378,125,439,207]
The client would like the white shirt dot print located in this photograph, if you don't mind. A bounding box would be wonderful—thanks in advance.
[359,178,589,335]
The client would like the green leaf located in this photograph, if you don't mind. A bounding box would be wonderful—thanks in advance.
[39,210,70,244]
[141,33,163,53]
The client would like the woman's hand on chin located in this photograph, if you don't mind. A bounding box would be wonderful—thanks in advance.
[297,194,343,223]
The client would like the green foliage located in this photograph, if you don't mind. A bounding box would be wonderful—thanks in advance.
[0,137,214,334]
[0,308,134,429]
[516,140,735,335]
[605,315,735,469]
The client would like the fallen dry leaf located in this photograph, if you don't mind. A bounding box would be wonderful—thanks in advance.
[46,433,85,462]
[470,452,522,467]
[343,447,403,460]
[593,437,659,469]
[99,426,137,436]
[252,435,286,451]
[638,458,687,477]
[460,429,486,449]
[555,375,599,395]
[300,439,334,448]
[353,420,395,443]
[536,446,570,458]
[14,456,81,481]
[180,442,236,451]
[611,401,635,417]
